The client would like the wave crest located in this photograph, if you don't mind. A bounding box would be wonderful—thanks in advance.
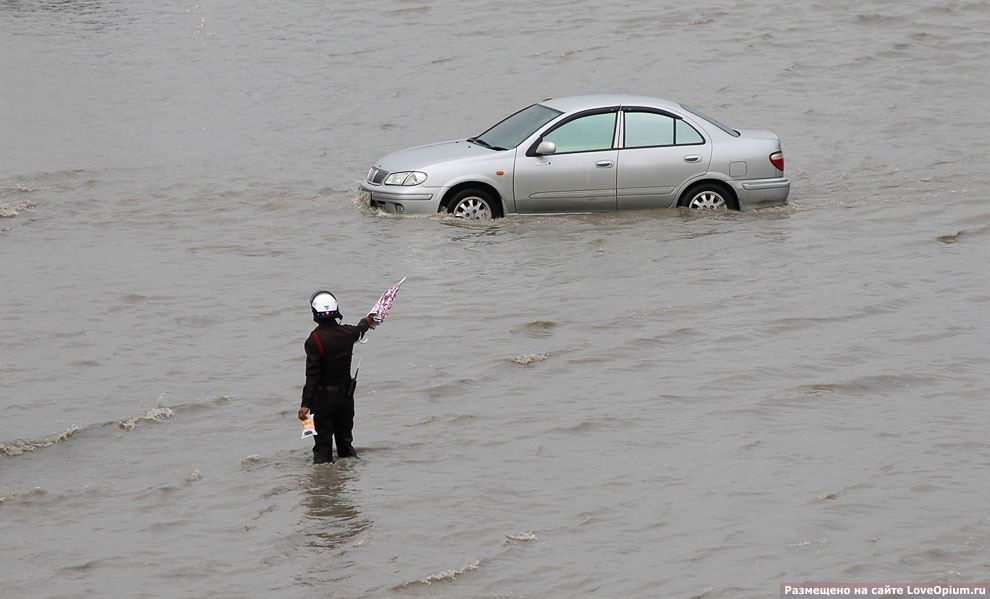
[117,398,174,430]
[506,530,538,541]
[0,426,79,457]
[392,559,481,589]
[0,200,35,218]
[508,353,549,365]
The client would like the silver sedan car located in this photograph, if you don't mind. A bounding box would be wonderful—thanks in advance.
[361,95,789,218]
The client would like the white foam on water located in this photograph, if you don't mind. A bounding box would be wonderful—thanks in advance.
[351,188,372,210]
[392,559,481,589]
[508,353,549,365]
[0,200,35,218]
[0,487,47,505]
[117,396,173,430]
[506,530,538,542]
[0,426,79,457]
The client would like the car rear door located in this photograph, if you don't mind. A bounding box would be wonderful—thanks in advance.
[513,108,618,214]
[616,108,711,210]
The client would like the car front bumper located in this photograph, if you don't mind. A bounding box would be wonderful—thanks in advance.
[730,177,790,211]
[360,181,441,215]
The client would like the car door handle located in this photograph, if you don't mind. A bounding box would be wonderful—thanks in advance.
[683,155,701,163]
[596,160,614,168]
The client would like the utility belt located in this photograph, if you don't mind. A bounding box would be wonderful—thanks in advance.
[318,378,357,398]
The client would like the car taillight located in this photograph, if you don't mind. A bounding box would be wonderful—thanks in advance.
[769,151,784,171]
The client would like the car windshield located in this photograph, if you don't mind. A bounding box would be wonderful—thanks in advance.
[469,104,562,150]
[679,105,740,137]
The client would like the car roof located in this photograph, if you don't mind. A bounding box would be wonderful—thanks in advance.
[539,94,683,113]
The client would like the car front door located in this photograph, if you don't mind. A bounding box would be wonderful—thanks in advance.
[616,109,711,210]
[513,109,618,214]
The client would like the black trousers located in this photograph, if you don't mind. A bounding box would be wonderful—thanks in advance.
[310,390,356,462]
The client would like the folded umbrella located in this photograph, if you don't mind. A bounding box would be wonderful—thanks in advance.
[369,277,406,325]
[359,277,406,343]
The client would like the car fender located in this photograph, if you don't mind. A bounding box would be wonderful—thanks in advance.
[673,171,737,204]
[436,173,514,214]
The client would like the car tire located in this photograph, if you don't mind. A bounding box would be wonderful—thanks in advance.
[681,183,737,211]
[445,188,499,220]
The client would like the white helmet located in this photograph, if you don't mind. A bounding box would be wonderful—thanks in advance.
[310,290,341,321]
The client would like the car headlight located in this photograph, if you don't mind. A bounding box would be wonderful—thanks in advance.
[383,171,427,186]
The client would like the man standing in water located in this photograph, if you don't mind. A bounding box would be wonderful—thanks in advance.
[298,290,376,464]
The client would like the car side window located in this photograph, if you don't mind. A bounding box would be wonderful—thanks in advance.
[675,119,704,145]
[625,112,674,147]
[623,111,706,147]
[543,112,616,153]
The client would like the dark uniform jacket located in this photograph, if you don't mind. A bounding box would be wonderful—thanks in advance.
[301,320,371,409]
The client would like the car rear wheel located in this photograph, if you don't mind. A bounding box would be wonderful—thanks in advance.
[445,188,497,220]
[682,184,737,211]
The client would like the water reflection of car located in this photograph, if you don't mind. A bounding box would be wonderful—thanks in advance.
[361,94,789,219]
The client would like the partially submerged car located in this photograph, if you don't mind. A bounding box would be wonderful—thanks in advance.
[361,95,789,219]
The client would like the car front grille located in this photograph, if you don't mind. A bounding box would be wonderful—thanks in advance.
[368,167,389,185]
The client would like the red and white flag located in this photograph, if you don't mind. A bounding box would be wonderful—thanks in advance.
[369,277,406,325]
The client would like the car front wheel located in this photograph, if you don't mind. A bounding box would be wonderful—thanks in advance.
[445,189,497,220]
[682,184,736,210]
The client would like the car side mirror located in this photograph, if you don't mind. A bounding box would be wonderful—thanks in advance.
[535,140,556,156]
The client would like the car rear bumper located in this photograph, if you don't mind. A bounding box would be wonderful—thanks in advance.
[730,177,790,211]
[360,181,440,215]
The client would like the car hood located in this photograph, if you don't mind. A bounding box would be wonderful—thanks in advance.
[374,139,500,171]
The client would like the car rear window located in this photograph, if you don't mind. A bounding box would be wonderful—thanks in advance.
[680,105,740,137]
